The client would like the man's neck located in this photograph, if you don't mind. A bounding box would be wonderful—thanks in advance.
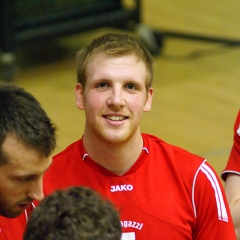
[82,132,143,176]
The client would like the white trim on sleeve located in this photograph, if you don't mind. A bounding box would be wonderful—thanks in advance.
[192,161,228,222]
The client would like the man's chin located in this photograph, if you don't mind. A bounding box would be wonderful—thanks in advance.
[4,210,23,218]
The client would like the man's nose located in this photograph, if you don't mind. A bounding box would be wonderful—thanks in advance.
[107,88,125,108]
[27,178,44,202]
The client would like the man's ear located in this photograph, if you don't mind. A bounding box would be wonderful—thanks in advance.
[143,87,153,112]
[76,83,85,110]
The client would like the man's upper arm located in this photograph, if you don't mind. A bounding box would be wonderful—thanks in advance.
[225,173,240,207]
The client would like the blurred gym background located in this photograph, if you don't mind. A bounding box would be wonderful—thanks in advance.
[0,0,239,177]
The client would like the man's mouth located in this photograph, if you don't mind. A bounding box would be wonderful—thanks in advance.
[104,115,127,121]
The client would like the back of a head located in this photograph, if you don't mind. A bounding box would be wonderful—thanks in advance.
[0,83,56,163]
[76,32,153,90]
[24,186,122,240]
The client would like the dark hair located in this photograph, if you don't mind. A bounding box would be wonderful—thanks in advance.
[24,186,122,240]
[0,83,56,164]
[76,32,153,91]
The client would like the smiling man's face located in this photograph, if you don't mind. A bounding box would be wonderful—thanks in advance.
[76,53,153,145]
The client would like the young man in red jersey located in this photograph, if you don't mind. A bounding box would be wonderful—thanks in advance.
[0,83,56,240]
[222,110,240,239]
[43,33,236,240]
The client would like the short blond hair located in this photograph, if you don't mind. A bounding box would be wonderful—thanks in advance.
[76,32,153,91]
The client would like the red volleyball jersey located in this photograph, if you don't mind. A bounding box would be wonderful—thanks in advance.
[43,133,236,240]
[222,110,240,180]
[0,204,34,240]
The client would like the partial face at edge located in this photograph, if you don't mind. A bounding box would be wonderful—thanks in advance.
[0,135,52,218]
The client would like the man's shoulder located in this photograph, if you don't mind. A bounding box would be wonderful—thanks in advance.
[0,213,26,240]
[53,139,82,161]
[143,133,204,162]
[43,139,84,186]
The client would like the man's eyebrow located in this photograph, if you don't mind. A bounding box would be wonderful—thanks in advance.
[14,162,53,178]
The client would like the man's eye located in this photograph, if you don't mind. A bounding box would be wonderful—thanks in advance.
[16,177,29,182]
[96,82,109,88]
[125,84,137,90]
[15,176,34,182]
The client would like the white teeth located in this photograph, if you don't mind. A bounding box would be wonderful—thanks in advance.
[106,116,125,121]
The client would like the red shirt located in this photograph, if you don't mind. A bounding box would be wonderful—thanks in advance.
[222,110,240,180]
[0,205,34,240]
[42,133,236,240]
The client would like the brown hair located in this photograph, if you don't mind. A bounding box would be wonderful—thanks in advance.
[0,83,57,165]
[24,186,121,240]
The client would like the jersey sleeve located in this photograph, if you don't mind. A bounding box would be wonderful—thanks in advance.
[193,161,236,239]
[222,110,240,181]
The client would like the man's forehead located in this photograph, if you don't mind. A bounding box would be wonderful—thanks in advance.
[1,134,50,169]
